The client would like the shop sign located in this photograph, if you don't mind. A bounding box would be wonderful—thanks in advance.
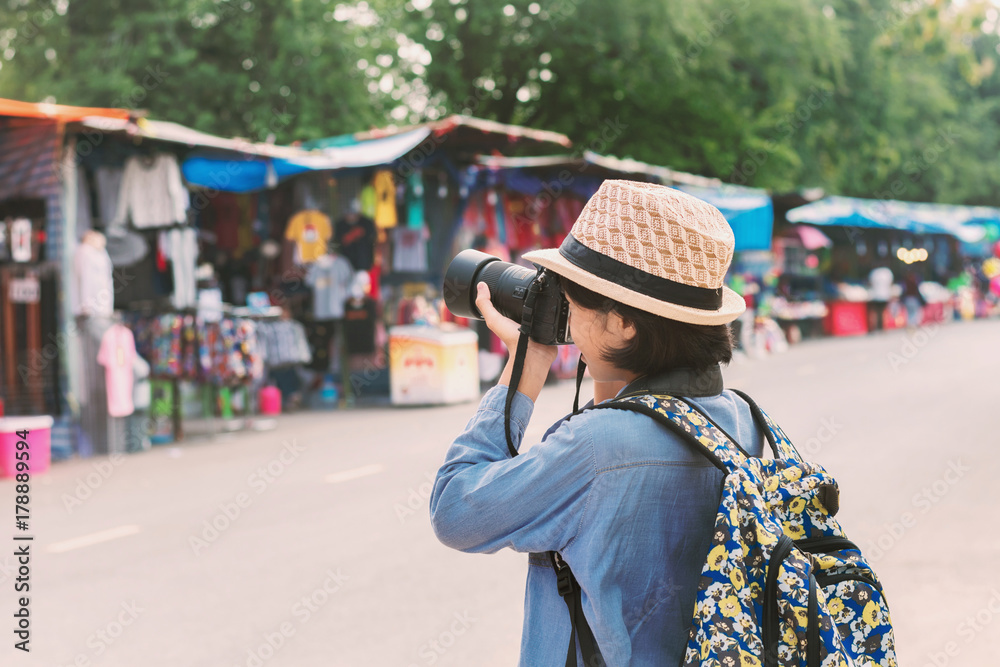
[9,276,40,303]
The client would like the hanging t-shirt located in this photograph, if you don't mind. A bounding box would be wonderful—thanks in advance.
[392,227,428,273]
[305,254,355,320]
[334,215,376,271]
[406,170,425,229]
[112,154,190,230]
[359,184,377,218]
[211,193,242,251]
[372,170,398,229]
[97,324,137,417]
[285,210,332,263]
[343,298,377,355]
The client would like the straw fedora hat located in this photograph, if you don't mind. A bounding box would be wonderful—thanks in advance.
[522,179,745,326]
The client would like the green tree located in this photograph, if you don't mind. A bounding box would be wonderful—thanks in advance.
[0,0,384,143]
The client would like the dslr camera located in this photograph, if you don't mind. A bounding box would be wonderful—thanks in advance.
[443,249,573,346]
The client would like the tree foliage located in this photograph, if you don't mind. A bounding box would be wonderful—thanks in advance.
[1,0,999,204]
[0,0,383,142]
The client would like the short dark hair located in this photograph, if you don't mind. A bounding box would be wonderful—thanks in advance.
[558,276,734,375]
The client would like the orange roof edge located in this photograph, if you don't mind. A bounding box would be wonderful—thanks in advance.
[0,97,131,122]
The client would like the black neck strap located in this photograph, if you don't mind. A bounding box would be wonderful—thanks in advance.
[558,235,724,311]
[572,356,587,415]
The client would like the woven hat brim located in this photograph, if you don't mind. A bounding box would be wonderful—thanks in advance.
[521,248,746,326]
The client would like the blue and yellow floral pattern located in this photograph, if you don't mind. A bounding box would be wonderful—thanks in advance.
[615,395,896,667]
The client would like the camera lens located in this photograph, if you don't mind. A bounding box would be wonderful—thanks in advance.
[443,249,537,322]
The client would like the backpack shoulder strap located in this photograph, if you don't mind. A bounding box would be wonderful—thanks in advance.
[590,393,747,474]
[548,392,745,666]
[728,388,801,462]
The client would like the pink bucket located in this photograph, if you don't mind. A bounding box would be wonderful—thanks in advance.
[0,416,53,478]
[258,386,282,415]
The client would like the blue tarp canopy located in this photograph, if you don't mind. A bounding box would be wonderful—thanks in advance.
[786,196,990,243]
[672,184,774,252]
[181,127,434,193]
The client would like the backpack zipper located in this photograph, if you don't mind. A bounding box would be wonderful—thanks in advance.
[814,571,881,591]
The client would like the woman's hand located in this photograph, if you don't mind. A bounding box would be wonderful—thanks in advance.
[475,282,557,401]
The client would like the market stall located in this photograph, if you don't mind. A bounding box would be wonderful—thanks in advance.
[785,196,994,334]
[175,115,575,402]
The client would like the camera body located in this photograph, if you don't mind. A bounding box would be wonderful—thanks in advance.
[443,249,573,346]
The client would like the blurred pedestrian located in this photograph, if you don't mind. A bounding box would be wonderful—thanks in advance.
[902,271,924,329]
[868,263,893,332]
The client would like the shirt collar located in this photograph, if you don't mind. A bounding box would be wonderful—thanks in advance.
[615,364,724,399]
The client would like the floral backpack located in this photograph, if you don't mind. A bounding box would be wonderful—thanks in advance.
[554,390,897,667]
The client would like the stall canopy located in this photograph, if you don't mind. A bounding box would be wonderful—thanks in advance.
[786,196,991,243]
[306,115,573,151]
[181,127,436,193]
[0,98,129,122]
[672,183,774,252]
[178,115,573,193]
[77,116,354,194]
[473,152,774,251]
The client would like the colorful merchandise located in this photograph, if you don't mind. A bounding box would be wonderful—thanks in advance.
[334,214,377,271]
[373,170,398,229]
[359,183,377,218]
[128,313,262,385]
[256,320,312,367]
[112,153,190,230]
[391,227,429,273]
[285,209,333,263]
[97,323,138,417]
[406,169,425,229]
[306,254,355,320]
[259,386,282,415]
[503,193,547,251]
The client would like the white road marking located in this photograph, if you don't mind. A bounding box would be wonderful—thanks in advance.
[325,464,385,484]
[47,525,141,554]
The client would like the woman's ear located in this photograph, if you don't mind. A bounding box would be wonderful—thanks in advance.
[606,311,636,346]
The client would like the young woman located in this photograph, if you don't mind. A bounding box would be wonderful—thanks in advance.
[430,180,765,665]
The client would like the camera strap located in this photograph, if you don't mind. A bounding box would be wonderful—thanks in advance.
[502,279,601,666]
[503,272,545,458]
[572,355,587,415]
[503,329,530,458]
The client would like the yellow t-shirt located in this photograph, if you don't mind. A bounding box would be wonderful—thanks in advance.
[373,170,398,229]
[285,210,332,263]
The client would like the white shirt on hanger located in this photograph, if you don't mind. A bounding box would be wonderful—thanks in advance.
[112,154,190,229]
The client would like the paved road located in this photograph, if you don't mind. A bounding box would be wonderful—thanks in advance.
[3,319,998,667]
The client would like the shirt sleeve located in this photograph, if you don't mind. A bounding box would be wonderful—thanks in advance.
[165,155,189,223]
[430,385,596,555]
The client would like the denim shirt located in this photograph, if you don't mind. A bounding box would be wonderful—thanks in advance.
[430,366,765,667]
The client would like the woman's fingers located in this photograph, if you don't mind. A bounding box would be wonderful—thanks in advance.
[475,282,520,345]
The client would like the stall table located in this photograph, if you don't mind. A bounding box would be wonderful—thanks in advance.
[823,301,868,337]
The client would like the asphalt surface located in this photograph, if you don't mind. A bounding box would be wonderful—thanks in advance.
[3,318,998,667]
